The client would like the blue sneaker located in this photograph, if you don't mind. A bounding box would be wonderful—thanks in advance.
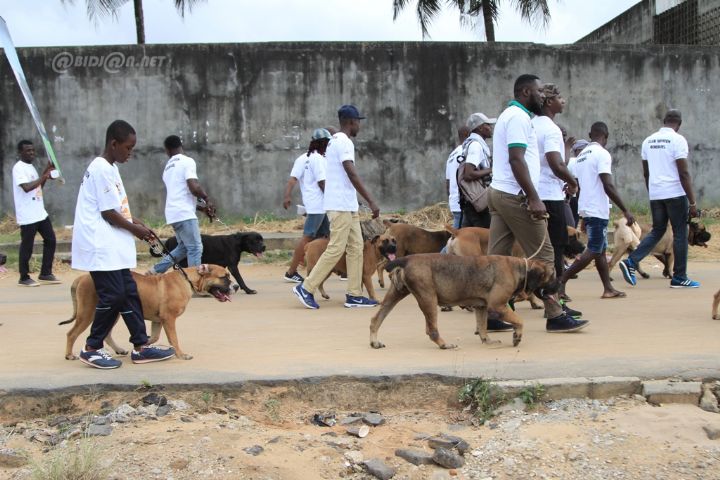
[131,345,176,364]
[293,284,319,309]
[618,259,637,286]
[670,277,701,288]
[344,295,378,308]
[79,348,122,369]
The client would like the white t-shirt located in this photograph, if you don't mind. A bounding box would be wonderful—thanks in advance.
[323,132,358,212]
[490,102,540,195]
[464,133,491,169]
[533,115,566,201]
[574,143,613,220]
[445,145,463,212]
[641,127,688,201]
[71,157,137,271]
[163,153,199,224]
[290,152,326,214]
[12,161,48,225]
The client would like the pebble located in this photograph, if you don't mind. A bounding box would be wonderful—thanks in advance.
[432,447,465,469]
[395,448,435,465]
[363,413,386,426]
[86,424,113,437]
[344,450,364,464]
[702,426,720,440]
[243,445,264,456]
[364,458,396,479]
[0,448,28,468]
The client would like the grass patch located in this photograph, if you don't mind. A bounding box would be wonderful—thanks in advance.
[30,439,109,480]
[518,383,546,409]
[458,378,506,424]
[257,249,292,265]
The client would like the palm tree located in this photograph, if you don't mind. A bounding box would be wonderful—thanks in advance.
[62,0,204,44]
[392,0,552,42]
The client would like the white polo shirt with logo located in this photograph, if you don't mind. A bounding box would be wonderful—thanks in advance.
[445,145,463,213]
[323,132,358,212]
[162,153,199,224]
[574,143,613,220]
[12,161,49,226]
[71,157,137,271]
[490,101,540,195]
[533,115,566,201]
[641,127,688,201]
[290,151,326,214]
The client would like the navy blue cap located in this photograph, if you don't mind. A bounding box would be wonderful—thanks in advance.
[338,104,365,120]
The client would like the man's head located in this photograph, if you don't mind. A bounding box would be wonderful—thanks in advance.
[457,125,471,144]
[308,128,332,156]
[17,140,35,163]
[589,122,609,147]
[663,109,682,132]
[541,83,565,116]
[572,139,589,157]
[104,120,137,164]
[338,104,365,138]
[466,112,497,139]
[164,135,183,156]
[513,74,544,116]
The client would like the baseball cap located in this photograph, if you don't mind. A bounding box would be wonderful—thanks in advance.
[541,83,561,99]
[572,139,589,152]
[338,104,365,120]
[311,128,332,140]
[466,112,497,131]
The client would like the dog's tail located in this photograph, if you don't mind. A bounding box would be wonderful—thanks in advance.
[444,225,460,238]
[58,276,82,326]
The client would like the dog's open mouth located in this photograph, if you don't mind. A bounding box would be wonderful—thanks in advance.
[253,251,264,258]
[387,253,397,261]
[208,286,232,302]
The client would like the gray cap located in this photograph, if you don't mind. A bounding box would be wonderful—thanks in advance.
[572,139,589,152]
[311,128,332,140]
[466,112,497,131]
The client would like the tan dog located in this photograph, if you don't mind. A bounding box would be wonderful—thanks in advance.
[445,226,542,309]
[376,220,451,288]
[713,289,720,320]
[370,254,558,349]
[609,219,711,279]
[60,264,234,361]
[304,235,396,301]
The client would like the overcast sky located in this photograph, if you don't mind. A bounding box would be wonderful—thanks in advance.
[1,0,640,46]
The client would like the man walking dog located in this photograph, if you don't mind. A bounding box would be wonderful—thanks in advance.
[487,74,588,333]
[71,120,175,369]
[148,135,215,275]
[292,105,380,309]
[619,109,700,288]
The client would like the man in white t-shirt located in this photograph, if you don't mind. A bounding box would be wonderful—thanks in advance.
[282,128,332,283]
[71,120,175,370]
[619,110,700,288]
[445,125,470,228]
[12,140,60,287]
[533,84,579,303]
[566,139,589,228]
[488,74,588,334]
[458,112,496,228]
[292,105,380,310]
[561,122,635,299]
[148,135,215,275]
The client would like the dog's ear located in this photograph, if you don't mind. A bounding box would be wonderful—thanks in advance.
[197,264,209,275]
[371,235,380,244]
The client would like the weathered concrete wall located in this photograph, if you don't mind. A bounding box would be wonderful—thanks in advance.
[1,42,719,226]
[578,0,655,44]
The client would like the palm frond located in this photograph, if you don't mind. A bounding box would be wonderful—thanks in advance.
[508,0,552,29]
[393,0,416,20]
[87,0,129,20]
[174,0,206,18]
[416,0,443,38]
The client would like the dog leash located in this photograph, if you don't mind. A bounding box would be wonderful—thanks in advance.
[145,228,196,292]
[197,198,234,233]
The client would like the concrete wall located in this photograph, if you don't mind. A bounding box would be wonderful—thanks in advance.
[577,0,655,44]
[1,42,719,226]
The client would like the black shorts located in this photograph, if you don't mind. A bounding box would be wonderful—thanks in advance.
[543,200,568,247]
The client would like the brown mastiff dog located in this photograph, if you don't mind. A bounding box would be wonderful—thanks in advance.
[61,264,234,361]
[376,220,451,288]
[609,219,711,279]
[370,254,558,349]
[305,235,397,301]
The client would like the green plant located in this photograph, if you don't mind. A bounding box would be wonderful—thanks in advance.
[31,439,108,480]
[518,383,546,408]
[257,249,292,265]
[458,378,505,424]
[138,379,153,390]
[264,398,281,422]
[200,391,213,409]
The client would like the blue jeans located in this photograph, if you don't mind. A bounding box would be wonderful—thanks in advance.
[153,218,203,273]
[628,195,689,280]
[452,211,462,229]
[584,217,608,254]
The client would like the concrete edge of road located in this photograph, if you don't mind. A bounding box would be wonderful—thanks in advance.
[0,374,715,407]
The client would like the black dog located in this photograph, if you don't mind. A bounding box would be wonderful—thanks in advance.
[0,252,6,266]
[150,232,266,294]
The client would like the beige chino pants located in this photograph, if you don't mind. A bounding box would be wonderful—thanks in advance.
[303,211,364,297]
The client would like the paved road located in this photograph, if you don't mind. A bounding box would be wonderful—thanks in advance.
[1,261,718,391]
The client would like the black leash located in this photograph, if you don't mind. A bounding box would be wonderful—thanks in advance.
[145,228,196,292]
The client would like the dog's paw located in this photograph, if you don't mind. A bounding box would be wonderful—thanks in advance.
[513,333,522,347]
[378,281,385,288]
[321,293,330,300]
[713,314,719,320]
[480,338,501,345]
[244,289,257,295]
[530,303,543,310]
[641,272,650,279]
[370,341,386,349]
[440,343,458,350]
[180,353,194,360]
[65,354,79,360]
[114,349,129,356]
